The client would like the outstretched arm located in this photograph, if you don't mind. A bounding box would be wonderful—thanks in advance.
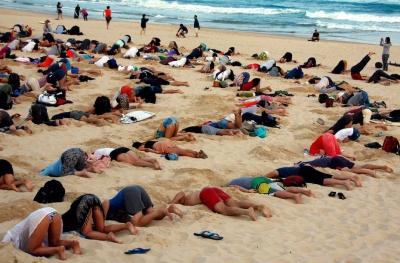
[170,191,186,205]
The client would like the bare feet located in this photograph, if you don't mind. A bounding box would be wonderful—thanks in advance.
[57,246,66,260]
[344,180,354,191]
[383,165,393,173]
[24,180,34,192]
[293,193,303,204]
[258,205,272,218]
[351,176,362,187]
[126,222,139,235]
[71,240,81,255]
[248,207,257,221]
[198,150,208,159]
[167,204,183,218]
[152,161,162,170]
[107,232,122,243]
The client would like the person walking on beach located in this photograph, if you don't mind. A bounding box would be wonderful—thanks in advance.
[103,6,112,30]
[140,14,149,35]
[380,37,391,71]
[194,15,200,37]
[81,8,88,21]
[74,4,80,19]
[56,2,63,20]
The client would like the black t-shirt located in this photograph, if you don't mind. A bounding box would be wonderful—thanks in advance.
[0,159,14,177]
[194,18,200,29]
[141,18,149,28]
[0,110,13,128]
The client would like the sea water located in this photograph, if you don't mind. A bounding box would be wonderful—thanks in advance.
[1,0,399,44]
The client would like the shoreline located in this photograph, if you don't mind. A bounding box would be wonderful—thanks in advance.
[0,7,392,46]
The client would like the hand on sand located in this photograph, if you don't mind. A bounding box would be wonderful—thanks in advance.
[107,232,122,243]
[167,204,183,220]
[126,222,139,235]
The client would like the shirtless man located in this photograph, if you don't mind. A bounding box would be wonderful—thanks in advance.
[170,187,271,220]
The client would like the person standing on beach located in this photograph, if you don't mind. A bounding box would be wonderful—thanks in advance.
[81,8,88,21]
[380,37,391,71]
[74,4,80,19]
[194,15,200,37]
[140,14,149,35]
[103,6,112,30]
[56,2,63,20]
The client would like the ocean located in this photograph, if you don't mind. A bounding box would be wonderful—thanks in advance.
[1,0,399,44]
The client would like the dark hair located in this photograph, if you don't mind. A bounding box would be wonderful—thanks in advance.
[180,24,183,27]
[318,93,329,104]
[375,62,383,69]
[228,70,235,81]
[132,142,143,149]
[7,73,20,90]
[142,14,145,17]
[252,78,261,86]
[212,52,218,57]
[93,96,111,115]
[385,37,391,44]
[308,77,321,84]
[107,6,110,9]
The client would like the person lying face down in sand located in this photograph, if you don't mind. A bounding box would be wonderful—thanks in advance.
[132,140,208,159]
[155,116,195,141]
[2,207,81,260]
[102,185,182,227]
[93,147,161,170]
[62,194,137,244]
[40,148,103,178]
[227,176,314,204]
[266,164,362,190]
[327,107,387,136]
[0,159,33,192]
[309,130,358,160]
[0,110,32,135]
[170,187,271,220]
[180,109,243,136]
[296,155,393,178]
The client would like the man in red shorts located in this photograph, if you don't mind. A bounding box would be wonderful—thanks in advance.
[170,187,271,220]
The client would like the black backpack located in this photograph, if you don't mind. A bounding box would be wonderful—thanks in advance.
[68,26,83,35]
[34,179,65,203]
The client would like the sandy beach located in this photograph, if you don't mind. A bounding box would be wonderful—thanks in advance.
[1,7,400,263]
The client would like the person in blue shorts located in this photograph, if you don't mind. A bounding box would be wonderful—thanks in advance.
[155,116,195,141]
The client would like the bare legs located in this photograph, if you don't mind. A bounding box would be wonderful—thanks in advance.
[28,213,80,260]
[274,188,314,204]
[166,147,207,158]
[214,199,271,220]
[130,205,183,227]
[80,207,137,243]
[117,151,161,170]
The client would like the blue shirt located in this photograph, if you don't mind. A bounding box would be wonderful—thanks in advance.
[40,159,62,177]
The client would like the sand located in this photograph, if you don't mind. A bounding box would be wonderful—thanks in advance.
[1,7,400,263]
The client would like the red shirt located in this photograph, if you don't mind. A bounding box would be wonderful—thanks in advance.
[104,9,111,17]
[240,80,254,91]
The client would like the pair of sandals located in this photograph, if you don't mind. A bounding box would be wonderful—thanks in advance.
[329,191,346,200]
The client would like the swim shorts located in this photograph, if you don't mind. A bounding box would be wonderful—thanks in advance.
[109,147,130,161]
[199,187,231,211]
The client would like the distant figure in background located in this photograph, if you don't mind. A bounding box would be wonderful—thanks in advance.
[140,14,149,35]
[43,19,52,35]
[81,8,88,21]
[56,2,63,20]
[103,6,112,30]
[380,37,391,71]
[309,29,319,42]
[74,4,80,19]
[176,24,188,38]
[194,15,200,37]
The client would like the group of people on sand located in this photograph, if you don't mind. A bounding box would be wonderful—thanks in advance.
[0,7,398,260]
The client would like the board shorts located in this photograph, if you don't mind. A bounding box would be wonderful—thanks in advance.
[199,187,231,211]
[201,125,222,135]
[109,147,130,161]
[106,16,112,23]
[156,117,178,138]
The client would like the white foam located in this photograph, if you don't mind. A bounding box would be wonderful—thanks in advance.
[307,11,400,23]
[316,20,400,32]
[122,0,302,15]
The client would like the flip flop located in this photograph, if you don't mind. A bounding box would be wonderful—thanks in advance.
[316,118,325,125]
[194,231,223,241]
[124,248,151,255]
[338,193,346,200]
[328,191,336,197]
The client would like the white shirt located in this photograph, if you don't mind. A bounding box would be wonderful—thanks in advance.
[169,57,187,67]
[2,207,57,253]
[123,47,139,58]
[22,41,36,52]
[93,148,115,159]
[314,77,329,91]
[95,56,110,67]
[260,59,275,71]
[213,69,231,81]
[335,128,354,141]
